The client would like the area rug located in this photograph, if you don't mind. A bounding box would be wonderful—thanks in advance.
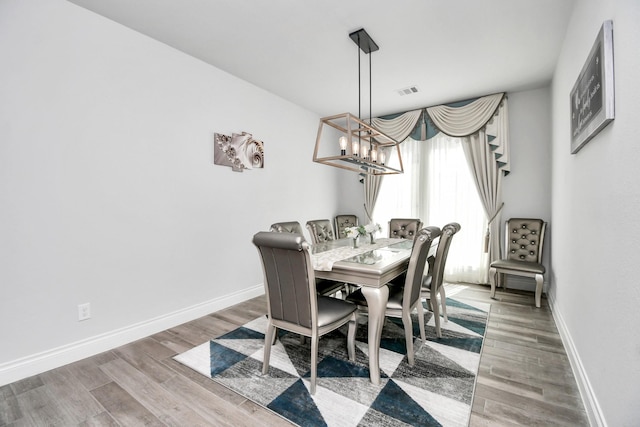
[174,298,489,427]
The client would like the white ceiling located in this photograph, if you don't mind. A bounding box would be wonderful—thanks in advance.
[68,0,575,117]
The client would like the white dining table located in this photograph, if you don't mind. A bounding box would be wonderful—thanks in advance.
[310,237,414,385]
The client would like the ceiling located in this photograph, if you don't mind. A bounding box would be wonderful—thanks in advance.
[68,0,575,117]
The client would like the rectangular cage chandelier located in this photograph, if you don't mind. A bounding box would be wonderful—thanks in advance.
[313,29,403,176]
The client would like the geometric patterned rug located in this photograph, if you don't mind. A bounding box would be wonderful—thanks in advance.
[174,298,489,427]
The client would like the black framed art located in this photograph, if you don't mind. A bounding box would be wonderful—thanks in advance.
[570,20,614,154]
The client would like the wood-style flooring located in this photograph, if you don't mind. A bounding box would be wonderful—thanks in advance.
[1,284,590,426]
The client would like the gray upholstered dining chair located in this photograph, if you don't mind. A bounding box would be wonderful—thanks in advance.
[346,226,441,366]
[421,222,461,338]
[489,218,547,308]
[269,221,345,298]
[306,219,335,244]
[252,231,356,394]
[334,214,359,239]
[269,221,305,235]
[389,218,423,240]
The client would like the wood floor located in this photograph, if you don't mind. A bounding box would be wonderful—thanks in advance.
[1,283,589,426]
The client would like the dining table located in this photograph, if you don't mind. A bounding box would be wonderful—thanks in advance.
[310,236,415,385]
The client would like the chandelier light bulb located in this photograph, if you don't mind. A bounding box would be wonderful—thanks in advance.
[339,136,348,155]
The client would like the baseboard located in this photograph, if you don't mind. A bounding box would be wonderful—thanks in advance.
[0,284,264,387]
[547,291,607,427]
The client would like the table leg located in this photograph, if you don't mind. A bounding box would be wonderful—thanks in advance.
[360,285,389,385]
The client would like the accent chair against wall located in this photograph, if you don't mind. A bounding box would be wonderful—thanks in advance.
[489,218,546,308]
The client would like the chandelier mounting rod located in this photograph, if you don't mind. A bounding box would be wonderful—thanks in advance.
[312,28,403,176]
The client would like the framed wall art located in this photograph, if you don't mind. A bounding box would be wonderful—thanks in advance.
[214,131,264,172]
[570,20,614,154]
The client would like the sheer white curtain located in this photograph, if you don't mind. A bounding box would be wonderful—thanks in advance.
[372,138,421,231]
[423,134,488,283]
[372,133,488,283]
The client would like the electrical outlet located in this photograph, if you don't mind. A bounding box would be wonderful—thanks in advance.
[78,303,91,321]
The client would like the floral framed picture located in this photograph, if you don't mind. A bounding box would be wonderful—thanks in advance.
[214,132,264,172]
[570,20,615,154]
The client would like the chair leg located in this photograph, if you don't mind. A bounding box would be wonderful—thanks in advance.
[425,295,433,311]
[402,311,415,366]
[310,335,319,395]
[416,303,426,343]
[265,315,278,345]
[534,273,543,308]
[431,292,442,338]
[347,314,356,361]
[439,286,448,322]
[263,323,276,374]
[489,267,498,299]
[340,284,349,300]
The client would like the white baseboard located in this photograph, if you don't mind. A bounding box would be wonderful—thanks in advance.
[547,291,607,427]
[0,284,264,387]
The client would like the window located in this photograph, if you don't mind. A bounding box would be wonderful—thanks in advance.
[373,133,488,283]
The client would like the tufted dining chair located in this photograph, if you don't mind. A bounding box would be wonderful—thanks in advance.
[389,218,423,240]
[269,221,305,235]
[421,222,461,338]
[306,219,336,244]
[252,231,356,394]
[346,226,441,366]
[489,218,547,308]
[334,215,359,239]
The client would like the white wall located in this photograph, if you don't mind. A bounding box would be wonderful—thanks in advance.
[501,87,553,291]
[551,0,640,425]
[335,171,369,223]
[0,0,343,384]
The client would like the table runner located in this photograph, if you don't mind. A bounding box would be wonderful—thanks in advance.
[310,237,405,271]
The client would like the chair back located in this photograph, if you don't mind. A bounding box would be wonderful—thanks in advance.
[403,226,441,309]
[269,221,304,235]
[430,222,461,293]
[389,218,423,240]
[252,231,316,329]
[335,215,359,239]
[504,218,546,263]
[306,219,335,244]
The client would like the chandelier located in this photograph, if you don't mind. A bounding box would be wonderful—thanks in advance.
[313,29,403,176]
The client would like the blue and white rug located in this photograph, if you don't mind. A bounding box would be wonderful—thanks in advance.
[174,298,489,427]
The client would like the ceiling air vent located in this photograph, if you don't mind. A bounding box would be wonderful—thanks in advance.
[396,86,419,96]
